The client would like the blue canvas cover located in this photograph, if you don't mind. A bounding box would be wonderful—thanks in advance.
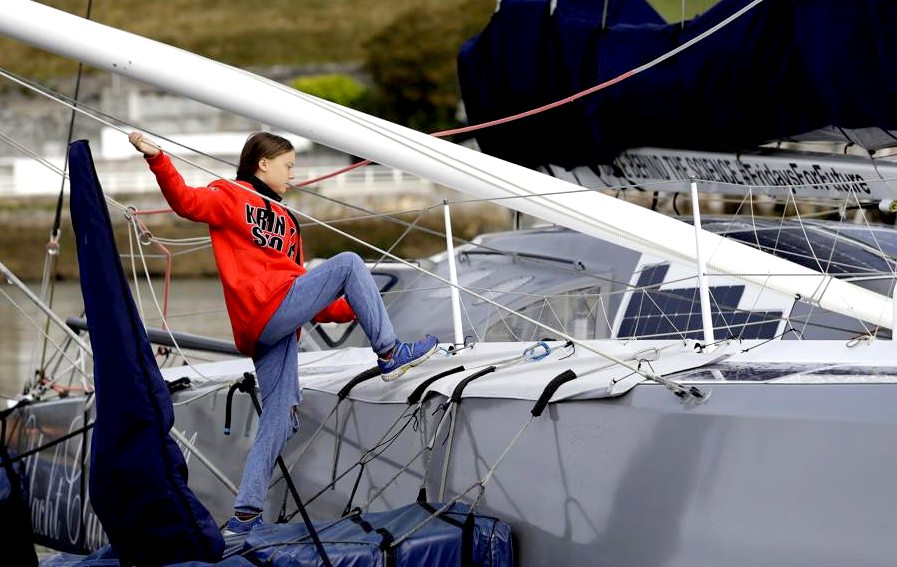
[39,545,119,567]
[458,0,897,167]
[239,501,512,566]
[41,545,253,567]
[67,140,224,564]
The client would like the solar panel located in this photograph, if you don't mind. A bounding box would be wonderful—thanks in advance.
[618,275,782,340]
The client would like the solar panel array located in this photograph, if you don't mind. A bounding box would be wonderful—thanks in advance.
[618,264,782,340]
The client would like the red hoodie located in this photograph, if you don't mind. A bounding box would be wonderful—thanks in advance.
[146,152,354,356]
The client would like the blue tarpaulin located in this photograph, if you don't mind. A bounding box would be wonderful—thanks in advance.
[41,501,513,566]
[41,546,254,567]
[240,501,513,566]
[68,140,224,565]
[458,0,897,167]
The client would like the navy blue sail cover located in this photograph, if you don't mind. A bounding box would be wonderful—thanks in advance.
[68,140,224,564]
[458,0,897,168]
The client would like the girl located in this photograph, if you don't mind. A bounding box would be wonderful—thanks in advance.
[129,131,438,534]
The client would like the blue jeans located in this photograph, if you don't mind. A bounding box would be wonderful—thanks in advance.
[234,252,397,513]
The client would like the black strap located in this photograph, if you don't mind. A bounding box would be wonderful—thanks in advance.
[531,369,578,417]
[415,501,466,529]
[406,366,465,405]
[341,462,366,517]
[349,511,374,533]
[222,378,246,435]
[449,366,496,405]
[0,418,94,469]
[337,366,381,401]
[0,398,28,421]
[414,502,478,566]
[237,372,333,567]
[166,376,192,395]
[460,512,477,567]
[376,527,397,567]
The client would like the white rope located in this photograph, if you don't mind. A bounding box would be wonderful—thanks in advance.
[170,380,232,407]
[393,336,705,545]
[0,78,678,382]
[130,219,213,383]
[127,216,146,322]
[359,402,455,511]
[0,129,68,176]
[0,0,826,396]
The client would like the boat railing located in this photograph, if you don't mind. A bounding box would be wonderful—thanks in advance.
[0,156,437,199]
[65,317,240,356]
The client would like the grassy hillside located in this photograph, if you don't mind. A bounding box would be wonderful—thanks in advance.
[0,0,718,80]
[0,0,440,78]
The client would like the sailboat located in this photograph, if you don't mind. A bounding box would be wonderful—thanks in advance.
[2,0,897,565]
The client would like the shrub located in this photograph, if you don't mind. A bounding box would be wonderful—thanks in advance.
[289,74,368,109]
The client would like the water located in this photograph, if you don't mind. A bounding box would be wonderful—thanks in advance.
[0,278,232,400]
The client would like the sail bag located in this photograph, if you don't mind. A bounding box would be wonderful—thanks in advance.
[68,139,224,564]
[241,501,513,566]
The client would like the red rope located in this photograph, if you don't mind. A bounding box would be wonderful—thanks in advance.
[126,65,640,240]
[431,70,637,138]
[291,68,638,189]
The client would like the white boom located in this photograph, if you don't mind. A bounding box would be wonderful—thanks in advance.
[0,0,892,330]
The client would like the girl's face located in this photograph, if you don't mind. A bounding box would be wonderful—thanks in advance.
[256,150,296,196]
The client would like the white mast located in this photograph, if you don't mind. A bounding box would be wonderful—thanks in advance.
[0,0,892,331]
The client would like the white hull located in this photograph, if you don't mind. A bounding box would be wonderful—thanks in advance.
[10,339,897,565]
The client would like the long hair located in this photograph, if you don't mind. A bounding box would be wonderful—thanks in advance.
[236,132,294,180]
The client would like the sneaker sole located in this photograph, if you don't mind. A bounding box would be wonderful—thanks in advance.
[381,342,439,382]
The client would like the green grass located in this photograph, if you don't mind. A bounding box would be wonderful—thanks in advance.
[0,0,449,78]
[0,1,720,80]
[649,0,720,22]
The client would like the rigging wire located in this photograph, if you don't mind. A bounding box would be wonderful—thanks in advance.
[128,218,213,383]
[0,286,91,384]
[0,130,67,175]
[30,0,94,398]
[0,65,686,307]
[8,62,897,233]
[1,112,880,366]
[429,0,770,140]
[6,0,897,545]
[132,147,688,391]
[0,0,883,391]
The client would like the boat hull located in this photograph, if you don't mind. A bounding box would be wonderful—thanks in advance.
[12,376,894,565]
[292,383,897,566]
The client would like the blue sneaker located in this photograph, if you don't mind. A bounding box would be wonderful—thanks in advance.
[223,513,263,536]
[378,335,439,381]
